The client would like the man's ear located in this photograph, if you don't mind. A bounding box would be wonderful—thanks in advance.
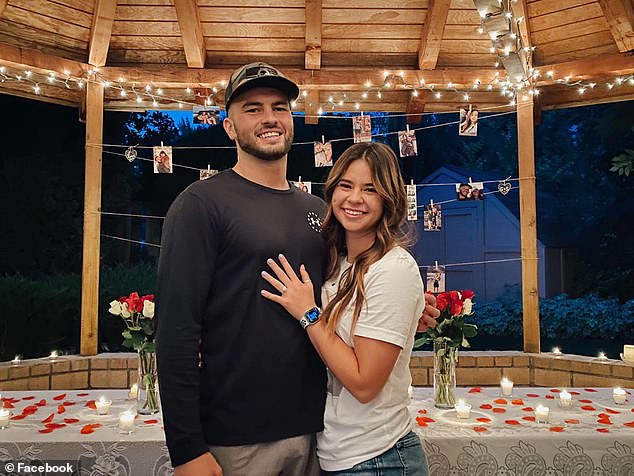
[223,116,237,140]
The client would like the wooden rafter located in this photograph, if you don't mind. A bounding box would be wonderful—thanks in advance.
[304,89,319,124]
[0,0,8,17]
[418,0,451,70]
[511,0,532,66]
[305,0,322,70]
[539,53,634,81]
[173,0,206,68]
[89,0,118,67]
[406,90,427,124]
[598,0,634,52]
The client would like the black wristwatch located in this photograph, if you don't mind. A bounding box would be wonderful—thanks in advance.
[299,307,322,330]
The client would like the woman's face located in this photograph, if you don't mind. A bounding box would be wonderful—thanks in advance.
[331,159,384,240]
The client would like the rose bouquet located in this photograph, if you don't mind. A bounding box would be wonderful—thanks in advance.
[415,290,477,407]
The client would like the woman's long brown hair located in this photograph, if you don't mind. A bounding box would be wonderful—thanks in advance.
[321,142,412,335]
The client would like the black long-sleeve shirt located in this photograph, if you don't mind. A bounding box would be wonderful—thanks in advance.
[155,170,327,467]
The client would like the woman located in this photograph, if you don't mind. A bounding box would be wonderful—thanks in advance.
[261,142,428,474]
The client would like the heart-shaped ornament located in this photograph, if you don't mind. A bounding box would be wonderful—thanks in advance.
[125,147,137,162]
[498,180,511,195]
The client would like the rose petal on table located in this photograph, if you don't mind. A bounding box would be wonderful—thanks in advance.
[550,389,561,393]
[545,395,555,400]
[468,387,483,393]
[570,391,581,395]
[57,405,66,414]
[598,413,611,418]
[80,425,95,434]
[2,397,19,404]
[549,426,565,432]
[417,409,428,414]
[480,404,493,410]
[522,407,534,412]
[596,428,610,433]
[22,405,39,415]
[494,398,508,405]
[418,416,435,423]
[581,405,596,411]
[579,399,593,404]
[597,418,612,425]
[1,402,15,409]
[492,408,506,413]
[525,393,540,398]
[53,393,66,401]
[565,419,580,424]
[45,423,66,430]
[76,393,90,397]
[11,414,27,420]
[605,408,620,414]
[91,423,102,429]
[38,428,54,434]
[415,418,428,427]
[522,416,536,422]
[62,401,75,407]
[85,400,96,410]
[505,420,521,425]
[144,419,158,424]
[585,388,598,392]
[22,396,35,400]
[511,399,525,406]
[476,417,492,423]
[63,418,79,424]
[35,399,46,407]
[473,426,488,432]
[41,413,55,424]
[624,421,634,428]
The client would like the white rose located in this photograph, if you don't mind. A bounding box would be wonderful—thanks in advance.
[143,300,155,319]
[463,298,473,315]
[108,300,122,315]
[120,302,131,318]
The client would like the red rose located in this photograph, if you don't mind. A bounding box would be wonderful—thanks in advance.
[141,294,154,303]
[127,292,143,313]
[448,290,461,302]
[436,293,450,311]
[461,290,475,300]
[450,298,464,316]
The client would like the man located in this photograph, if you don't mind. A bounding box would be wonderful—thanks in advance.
[155,62,440,476]
[457,183,472,200]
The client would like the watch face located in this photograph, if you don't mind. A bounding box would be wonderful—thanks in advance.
[305,307,321,323]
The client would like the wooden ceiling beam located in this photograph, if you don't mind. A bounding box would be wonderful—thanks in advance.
[0,42,87,76]
[598,0,634,52]
[304,89,320,124]
[305,0,322,70]
[537,52,634,81]
[418,0,451,70]
[174,0,206,68]
[89,0,118,67]
[511,0,532,65]
[406,90,428,124]
[0,0,8,17]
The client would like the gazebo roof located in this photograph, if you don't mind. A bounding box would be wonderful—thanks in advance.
[0,0,633,115]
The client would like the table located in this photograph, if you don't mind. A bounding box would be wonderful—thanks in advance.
[0,388,632,475]
[409,387,634,475]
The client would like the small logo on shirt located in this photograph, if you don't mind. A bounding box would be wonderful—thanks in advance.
[307,212,322,233]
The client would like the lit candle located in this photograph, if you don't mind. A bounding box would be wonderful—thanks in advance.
[128,384,138,400]
[552,347,562,357]
[454,400,472,419]
[559,389,572,407]
[0,408,10,429]
[613,387,627,405]
[118,410,135,434]
[49,350,58,360]
[95,396,112,415]
[597,352,608,362]
[535,404,550,423]
[500,377,514,396]
[11,355,20,365]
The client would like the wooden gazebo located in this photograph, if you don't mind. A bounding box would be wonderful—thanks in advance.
[0,0,633,356]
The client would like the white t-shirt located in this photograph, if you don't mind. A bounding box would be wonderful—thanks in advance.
[317,246,425,471]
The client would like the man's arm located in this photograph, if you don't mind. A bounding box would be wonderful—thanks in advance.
[155,190,218,468]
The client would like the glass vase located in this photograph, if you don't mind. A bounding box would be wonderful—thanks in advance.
[433,339,458,408]
[137,350,160,415]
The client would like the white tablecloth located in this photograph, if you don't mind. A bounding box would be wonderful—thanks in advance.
[0,388,632,475]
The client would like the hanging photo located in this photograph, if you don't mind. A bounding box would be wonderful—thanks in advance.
[193,106,220,125]
[153,146,173,174]
[314,141,333,167]
[426,265,446,294]
[406,184,418,221]
[471,182,485,200]
[398,131,418,157]
[456,182,484,200]
[292,180,312,194]
[459,104,479,137]
[423,203,441,231]
[200,168,219,180]
[352,115,372,143]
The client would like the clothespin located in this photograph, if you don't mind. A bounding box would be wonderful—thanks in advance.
[435,260,439,269]
[321,135,325,144]
[406,124,410,133]
[207,164,211,172]
[410,179,414,186]
[505,175,512,182]
[468,177,473,186]
[160,141,164,148]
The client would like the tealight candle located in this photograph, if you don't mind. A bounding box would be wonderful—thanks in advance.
[597,352,608,362]
[95,396,112,415]
[559,389,572,407]
[552,347,562,357]
[500,377,513,396]
[118,411,135,434]
[11,355,21,366]
[535,404,550,423]
[0,408,10,429]
[454,400,471,419]
[49,350,58,360]
[128,383,138,400]
[613,387,627,404]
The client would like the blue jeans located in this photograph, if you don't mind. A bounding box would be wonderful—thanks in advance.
[324,431,428,475]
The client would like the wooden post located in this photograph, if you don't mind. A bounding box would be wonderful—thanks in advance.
[517,95,540,353]
[80,80,104,355]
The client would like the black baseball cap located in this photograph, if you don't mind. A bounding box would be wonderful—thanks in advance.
[224,62,300,111]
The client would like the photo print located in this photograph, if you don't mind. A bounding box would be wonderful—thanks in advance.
[200,168,219,180]
[426,265,446,294]
[423,203,442,231]
[314,141,333,167]
[459,104,479,137]
[398,130,418,157]
[352,115,372,143]
[153,146,173,174]
[406,184,418,221]
[193,105,220,126]
[291,180,312,194]
[456,182,484,200]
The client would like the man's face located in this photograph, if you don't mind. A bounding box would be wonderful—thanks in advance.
[223,87,294,161]
[459,185,470,198]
